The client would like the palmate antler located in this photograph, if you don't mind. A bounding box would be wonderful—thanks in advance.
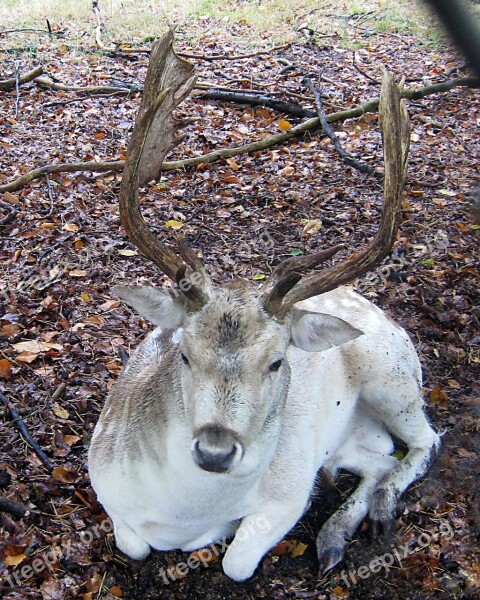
[261,70,410,318]
[118,29,210,309]
[119,30,410,318]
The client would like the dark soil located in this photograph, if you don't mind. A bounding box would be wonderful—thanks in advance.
[0,14,479,600]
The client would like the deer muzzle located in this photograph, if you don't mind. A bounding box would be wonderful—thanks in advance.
[192,425,243,473]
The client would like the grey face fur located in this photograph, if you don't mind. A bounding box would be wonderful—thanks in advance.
[178,281,291,459]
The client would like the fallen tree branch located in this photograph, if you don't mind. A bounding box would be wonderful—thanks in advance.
[0,497,38,517]
[0,28,64,37]
[0,206,18,226]
[0,66,44,91]
[1,75,478,193]
[403,75,479,99]
[0,161,124,193]
[179,43,291,61]
[308,77,382,179]
[0,392,54,472]
[197,90,317,118]
[35,76,133,95]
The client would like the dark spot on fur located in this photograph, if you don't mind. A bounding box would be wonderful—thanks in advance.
[218,311,244,346]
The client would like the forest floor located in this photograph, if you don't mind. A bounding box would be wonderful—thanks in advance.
[0,5,479,600]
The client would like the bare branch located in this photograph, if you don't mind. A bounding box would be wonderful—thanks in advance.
[0,75,476,194]
[35,76,132,95]
[179,43,291,61]
[307,76,382,179]
[0,66,44,91]
[0,392,54,472]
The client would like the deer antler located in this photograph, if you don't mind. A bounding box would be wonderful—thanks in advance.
[119,29,210,309]
[263,69,410,319]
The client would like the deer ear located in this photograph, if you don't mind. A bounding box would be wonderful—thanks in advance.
[290,308,363,352]
[114,285,186,328]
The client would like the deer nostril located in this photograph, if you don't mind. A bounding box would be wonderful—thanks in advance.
[193,440,237,472]
[192,425,242,473]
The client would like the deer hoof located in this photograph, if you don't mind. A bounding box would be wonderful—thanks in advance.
[370,517,395,539]
[317,546,344,575]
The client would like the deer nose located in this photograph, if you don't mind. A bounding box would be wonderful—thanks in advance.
[192,425,243,473]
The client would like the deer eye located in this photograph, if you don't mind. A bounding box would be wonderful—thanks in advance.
[181,353,190,367]
[268,359,283,372]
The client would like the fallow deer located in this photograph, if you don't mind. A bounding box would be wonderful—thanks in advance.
[88,31,440,582]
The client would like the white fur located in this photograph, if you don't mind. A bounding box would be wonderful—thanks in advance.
[88,286,439,582]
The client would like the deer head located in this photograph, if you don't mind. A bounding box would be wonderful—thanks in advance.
[114,30,409,474]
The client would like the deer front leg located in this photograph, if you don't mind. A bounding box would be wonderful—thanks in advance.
[111,514,151,560]
[222,501,307,582]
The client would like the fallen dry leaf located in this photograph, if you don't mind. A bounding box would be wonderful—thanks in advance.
[12,340,63,353]
[16,351,40,363]
[63,434,81,446]
[84,315,105,327]
[0,323,22,337]
[164,219,184,229]
[188,547,219,565]
[63,223,80,231]
[272,540,289,556]
[429,385,449,407]
[99,299,121,311]
[289,540,308,557]
[3,191,19,204]
[53,403,69,420]
[51,466,78,483]
[280,165,295,176]
[5,553,26,567]
[278,118,292,131]
[0,358,13,379]
[302,219,323,237]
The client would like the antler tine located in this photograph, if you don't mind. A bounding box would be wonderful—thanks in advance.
[176,236,212,308]
[119,30,209,308]
[177,235,208,275]
[268,69,410,319]
[261,245,345,316]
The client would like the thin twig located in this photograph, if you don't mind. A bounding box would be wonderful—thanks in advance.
[44,174,55,217]
[51,382,67,402]
[308,75,382,180]
[0,206,18,226]
[352,51,379,84]
[277,58,295,74]
[0,391,54,472]
[14,68,20,118]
